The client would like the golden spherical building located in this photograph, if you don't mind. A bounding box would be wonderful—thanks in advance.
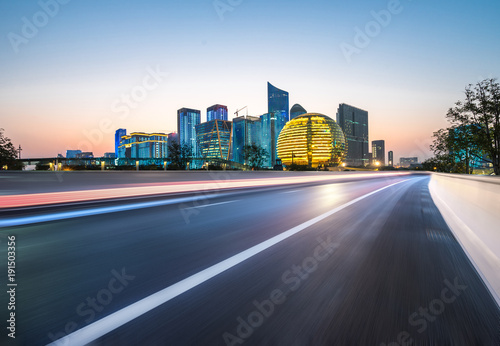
[277,113,347,168]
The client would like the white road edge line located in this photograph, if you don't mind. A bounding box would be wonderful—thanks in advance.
[47,179,410,346]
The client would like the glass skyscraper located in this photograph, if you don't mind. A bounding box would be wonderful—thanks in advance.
[115,128,126,157]
[372,140,385,165]
[207,104,228,122]
[177,108,201,156]
[388,150,394,167]
[232,116,262,165]
[195,120,232,160]
[265,82,289,167]
[336,104,369,166]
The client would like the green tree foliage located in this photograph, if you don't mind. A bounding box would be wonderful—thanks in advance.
[167,142,193,170]
[445,78,500,175]
[429,126,483,174]
[242,144,268,170]
[0,129,23,170]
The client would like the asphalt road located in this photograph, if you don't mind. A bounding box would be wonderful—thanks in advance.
[0,174,498,345]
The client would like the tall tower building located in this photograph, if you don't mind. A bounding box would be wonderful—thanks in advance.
[207,104,228,122]
[388,151,394,167]
[336,104,369,166]
[177,108,201,156]
[372,140,385,166]
[232,116,262,165]
[195,120,233,161]
[265,82,289,166]
[115,129,126,158]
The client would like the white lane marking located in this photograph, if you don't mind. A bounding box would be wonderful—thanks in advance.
[0,194,229,228]
[282,190,300,194]
[47,179,410,346]
[182,200,238,209]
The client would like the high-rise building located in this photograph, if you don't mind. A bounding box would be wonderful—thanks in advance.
[290,104,307,120]
[115,129,126,157]
[207,104,228,122]
[372,140,385,166]
[336,104,369,166]
[265,82,289,166]
[195,120,232,160]
[177,108,201,156]
[232,116,262,165]
[118,132,169,159]
[388,151,394,167]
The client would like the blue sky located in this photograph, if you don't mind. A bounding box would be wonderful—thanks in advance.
[1,0,499,160]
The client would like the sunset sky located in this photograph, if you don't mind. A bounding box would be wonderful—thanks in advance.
[1,0,499,161]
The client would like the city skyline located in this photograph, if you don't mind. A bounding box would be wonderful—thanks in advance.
[1,0,499,161]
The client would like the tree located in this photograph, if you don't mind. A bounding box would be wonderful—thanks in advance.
[167,142,193,170]
[0,129,23,170]
[446,78,500,175]
[242,144,268,170]
[430,126,483,174]
[422,154,465,173]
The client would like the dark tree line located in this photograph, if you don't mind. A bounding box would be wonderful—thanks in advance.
[425,79,500,175]
[0,129,23,170]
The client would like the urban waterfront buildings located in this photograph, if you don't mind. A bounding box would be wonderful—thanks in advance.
[232,116,262,165]
[207,104,228,122]
[195,120,232,161]
[177,108,201,155]
[277,113,346,168]
[336,104,369,166]
[388,151,394,167]
[290,104,307,119]
[117,132,169,159]
[400,157,419,168]
[372,140,385,166]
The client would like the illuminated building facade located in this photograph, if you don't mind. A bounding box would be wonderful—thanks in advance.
[118,132,169,159]
[372,140,385,166]
[265,82,289,167]
[195,120,232,160]
[290,104,307,120]
[207,104,228,122]
[115,128,126,157]
[336,104,369,166]
[177,108,201,155]
[232,116,262,164]
[277,113,347,168]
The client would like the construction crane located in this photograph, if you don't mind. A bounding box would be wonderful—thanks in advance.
[234,106,247,118]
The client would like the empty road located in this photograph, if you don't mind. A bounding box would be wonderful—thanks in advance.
[0,173,498,345]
